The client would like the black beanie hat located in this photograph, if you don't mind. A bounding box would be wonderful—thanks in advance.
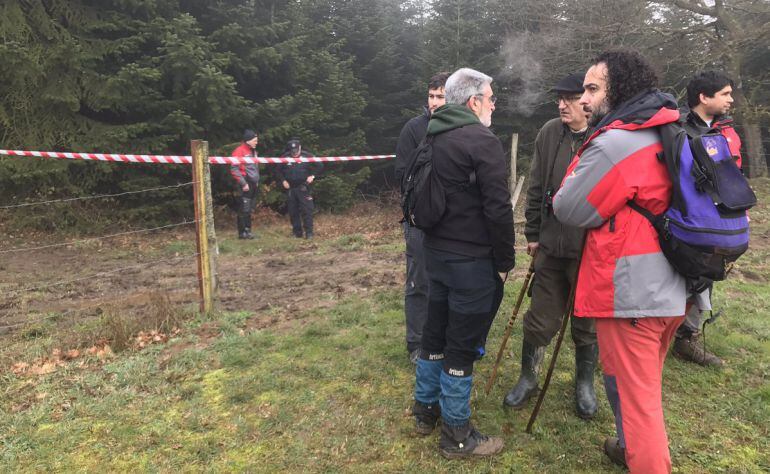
[243,129,257,142]
[552,73,585,94]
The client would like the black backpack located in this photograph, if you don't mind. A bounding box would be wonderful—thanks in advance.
[400,135,476,231]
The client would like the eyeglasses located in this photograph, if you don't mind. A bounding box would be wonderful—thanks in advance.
[556,95,582,105]
[474,94,497,105]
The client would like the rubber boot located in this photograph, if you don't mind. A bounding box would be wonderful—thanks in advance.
[575,343,598,419]
[503,340,544,409]
[673,334,723,367]
[236,215,246,238]
[439,421,504,459]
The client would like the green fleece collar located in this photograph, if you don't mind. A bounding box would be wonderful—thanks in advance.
[427,104,480,135]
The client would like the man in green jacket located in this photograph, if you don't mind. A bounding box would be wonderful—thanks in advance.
[503,73,598,419]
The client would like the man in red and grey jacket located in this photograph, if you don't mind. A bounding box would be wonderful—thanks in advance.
[671,70,743,367]
[230,129,260,239]
[553,50,686,473]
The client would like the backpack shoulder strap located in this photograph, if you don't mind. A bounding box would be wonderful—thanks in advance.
[627,200,656,223]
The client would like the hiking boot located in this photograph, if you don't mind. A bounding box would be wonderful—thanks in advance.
[603,437,627,468]
[305,232,314,240]
[439,421,504,459]
[673,335,723,367]
[575,343,598,419]
[412,400,440,435]
[503,340,545,409]
[238,232,254,240]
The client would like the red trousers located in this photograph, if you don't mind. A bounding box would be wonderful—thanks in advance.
[596,315,684,474]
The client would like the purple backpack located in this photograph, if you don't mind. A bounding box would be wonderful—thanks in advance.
[629,122,756,282]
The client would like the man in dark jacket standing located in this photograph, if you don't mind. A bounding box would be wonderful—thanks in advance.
[503,74,598,419]
[412,68,515,460]
[230,129,261,239]
[671,70,743,368]
[395,72,449,364]
[275,138,322,239]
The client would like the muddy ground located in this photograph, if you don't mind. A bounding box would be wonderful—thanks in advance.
[0,202,408,341]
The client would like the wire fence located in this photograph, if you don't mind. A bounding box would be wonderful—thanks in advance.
[0,177,201,334]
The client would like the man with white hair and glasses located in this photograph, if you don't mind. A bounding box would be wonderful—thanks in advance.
[411,67,515,459]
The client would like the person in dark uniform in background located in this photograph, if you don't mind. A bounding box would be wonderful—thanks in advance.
[230,129,261,239]
[275,138,322,239]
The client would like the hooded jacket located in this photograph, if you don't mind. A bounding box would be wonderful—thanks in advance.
[553,90,686,319]
[422,104,516,273]
[524,118,588,258]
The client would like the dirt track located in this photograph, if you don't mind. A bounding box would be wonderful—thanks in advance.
[0,203,405,336]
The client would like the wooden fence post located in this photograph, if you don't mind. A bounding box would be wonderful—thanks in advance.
[191,140,215,314]
[510,133,525,217]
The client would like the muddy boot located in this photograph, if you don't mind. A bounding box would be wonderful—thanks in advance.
[439,421,504,459]
[413,400,441,435]
[575,343,598,419]
[503,340,544,409]
[673,334,723,367]
[603,437,627,468]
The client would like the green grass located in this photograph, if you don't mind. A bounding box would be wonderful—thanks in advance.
[1,277,767,472]
[1,180,769,472]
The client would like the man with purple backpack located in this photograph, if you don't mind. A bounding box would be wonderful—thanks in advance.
[671,71,744,367]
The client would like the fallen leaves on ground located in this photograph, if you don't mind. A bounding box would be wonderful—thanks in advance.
[10,340,114,377]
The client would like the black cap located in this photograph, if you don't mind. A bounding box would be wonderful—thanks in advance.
[552,73,585,94]
[242,129,257,142]
[287,138,301,154]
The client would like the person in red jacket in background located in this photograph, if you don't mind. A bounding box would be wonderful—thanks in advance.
[230,129,260,239]
[671,71,743,367]
[554,50,686,473]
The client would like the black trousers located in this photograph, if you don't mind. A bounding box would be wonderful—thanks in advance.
[237,179,259,234]
[421,247,504,376]
[403,223,428,352]
[287,184,314,237]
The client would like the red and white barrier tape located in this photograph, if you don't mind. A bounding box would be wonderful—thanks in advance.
[0,149,394,164]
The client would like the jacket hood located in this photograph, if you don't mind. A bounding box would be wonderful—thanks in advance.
[595,89,680,131]
[427,104,480,135]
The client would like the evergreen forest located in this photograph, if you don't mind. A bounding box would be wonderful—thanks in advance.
[1,0,768,225]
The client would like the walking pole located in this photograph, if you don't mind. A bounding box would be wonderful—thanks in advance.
[525,237,586,434]
[485,248,537,395]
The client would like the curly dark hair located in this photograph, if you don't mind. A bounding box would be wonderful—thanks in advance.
[593,50,659,109]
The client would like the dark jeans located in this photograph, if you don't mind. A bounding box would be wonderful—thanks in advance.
[420,247,504,376]
[287,184,314,237]
[237,179,259,234]
[522,252,596,348]
[404,223,428,352]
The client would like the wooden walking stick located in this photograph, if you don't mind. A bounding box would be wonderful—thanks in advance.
[484,249,538,395]
[525,237,586,434]
[525,282,576,433]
